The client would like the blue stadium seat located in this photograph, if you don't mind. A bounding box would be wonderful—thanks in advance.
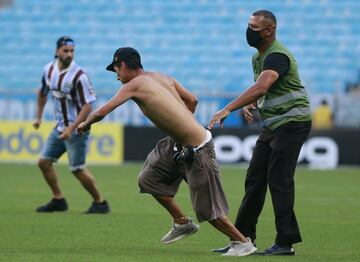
[0,0,359,94]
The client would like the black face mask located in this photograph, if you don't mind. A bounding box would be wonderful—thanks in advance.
[246,27,264,48]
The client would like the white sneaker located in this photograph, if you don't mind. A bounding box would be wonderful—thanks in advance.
[160,218,199,244]
[222,238,257,257]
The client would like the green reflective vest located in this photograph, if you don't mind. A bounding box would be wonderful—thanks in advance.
[253,40,312,130]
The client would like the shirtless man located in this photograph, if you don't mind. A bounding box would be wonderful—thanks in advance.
[77,47,257,256]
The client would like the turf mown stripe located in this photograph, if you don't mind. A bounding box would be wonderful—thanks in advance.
[0,163,359,261]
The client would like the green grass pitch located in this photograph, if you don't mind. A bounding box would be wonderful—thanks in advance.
[0,163,359,261]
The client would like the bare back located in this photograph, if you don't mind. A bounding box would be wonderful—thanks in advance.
[131,72,206,146]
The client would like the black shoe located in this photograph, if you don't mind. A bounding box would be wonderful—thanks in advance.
[36,198,68,212]
[85,200,110,214]
[259,243,295,256]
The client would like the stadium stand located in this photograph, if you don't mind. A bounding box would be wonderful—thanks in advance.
[0,0,359,95]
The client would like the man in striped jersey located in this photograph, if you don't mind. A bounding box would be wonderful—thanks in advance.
[33,36,110,214]
[209,10,311,255]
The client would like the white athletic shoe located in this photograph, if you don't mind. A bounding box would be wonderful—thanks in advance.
[160,218,199,244]
[222,238,257,257]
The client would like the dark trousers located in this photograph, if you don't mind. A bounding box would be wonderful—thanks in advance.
[234,121,311,246]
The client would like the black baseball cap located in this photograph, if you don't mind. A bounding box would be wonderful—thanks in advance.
[56,36,75,49]
[106,47,143,72]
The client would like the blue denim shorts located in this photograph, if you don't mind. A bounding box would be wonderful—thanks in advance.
[40,128,89,171]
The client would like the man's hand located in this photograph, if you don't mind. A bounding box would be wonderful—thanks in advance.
[33,118,41,129]
[77,121,91,135]
[58,127,73,140]
[242,104,257,124]
[208,108,231,129]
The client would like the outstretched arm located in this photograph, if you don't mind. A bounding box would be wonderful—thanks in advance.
[208,70,279,129]
[59,103,92,139]
[77,84,134,133]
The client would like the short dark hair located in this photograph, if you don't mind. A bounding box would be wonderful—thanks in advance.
[252,10,277,26]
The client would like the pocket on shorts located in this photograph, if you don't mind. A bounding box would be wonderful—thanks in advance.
[187,147,219,190]
[186,159,208,191]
